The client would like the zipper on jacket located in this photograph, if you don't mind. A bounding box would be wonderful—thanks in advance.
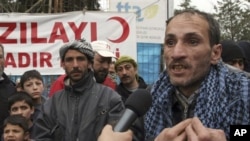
[183,105,188,119]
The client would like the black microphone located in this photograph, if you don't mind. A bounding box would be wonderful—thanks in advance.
[114,89,152,132]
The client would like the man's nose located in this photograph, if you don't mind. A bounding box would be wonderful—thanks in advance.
[16,108,23,114]
[102,61,110,69]
[73,58,79,67]
[6,131,14,136]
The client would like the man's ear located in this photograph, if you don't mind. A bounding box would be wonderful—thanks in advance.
[61,61,66,70]
[210,44,222,65]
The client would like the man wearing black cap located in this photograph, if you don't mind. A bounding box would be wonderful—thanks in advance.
[221,40,245,71]
[33,39,125,141]
[237,40,250,72]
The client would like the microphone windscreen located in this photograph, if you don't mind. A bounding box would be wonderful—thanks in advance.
[125,89,152,117]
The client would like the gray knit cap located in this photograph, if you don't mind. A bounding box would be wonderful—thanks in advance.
[59,38,94,61]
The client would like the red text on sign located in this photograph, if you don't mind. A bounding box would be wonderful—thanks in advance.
[5,52,52,68]
[0,22,97,44]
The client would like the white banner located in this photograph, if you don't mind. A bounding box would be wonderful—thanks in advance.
[0,11,136,75]
[109,0,171,43]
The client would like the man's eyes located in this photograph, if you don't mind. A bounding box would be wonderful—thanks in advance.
[165,39,176,47]
[188,39,199,46]
[65,56,86,62]
[165,38,199,47]
[11,107,18,112]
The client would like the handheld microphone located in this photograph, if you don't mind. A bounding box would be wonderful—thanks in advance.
[114,89,152,132]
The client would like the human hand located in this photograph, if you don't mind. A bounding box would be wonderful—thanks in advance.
[98,124,133,141]
[185,117,227,141]
[155,118,192,141]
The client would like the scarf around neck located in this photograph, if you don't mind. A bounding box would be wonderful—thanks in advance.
[145,61,250,140]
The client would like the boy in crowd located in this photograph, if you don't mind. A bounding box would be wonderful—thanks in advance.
[2,115,30,141]
[20,69,47,121]
[8,91,35,139]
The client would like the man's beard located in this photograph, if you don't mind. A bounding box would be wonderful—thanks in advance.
[94,71,108,83]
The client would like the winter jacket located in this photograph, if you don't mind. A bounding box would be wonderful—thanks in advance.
[116,76,148,102]
[145,61,250,141]
[33,71,125,141]
[116,76,148,141]
[49,74,116,97]
[103,76,116,90]
[0,73,16,136]
[48,74,66,97]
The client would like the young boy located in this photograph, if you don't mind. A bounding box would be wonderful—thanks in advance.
[8,92,34,128]
[2,115,30,141]
[20,69,47,120]
[8,92,35,139]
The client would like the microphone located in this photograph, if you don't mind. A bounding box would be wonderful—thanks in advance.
[114,89,152,132]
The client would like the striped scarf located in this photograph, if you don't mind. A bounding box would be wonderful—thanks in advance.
[145,61,250,140]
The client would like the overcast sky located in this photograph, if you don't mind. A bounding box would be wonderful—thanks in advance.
[174,0,217,13]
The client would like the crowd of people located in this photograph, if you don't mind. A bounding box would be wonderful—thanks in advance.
[0,9,250,141]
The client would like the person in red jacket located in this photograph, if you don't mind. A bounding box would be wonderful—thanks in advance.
[92,40,117,89]
[48,74,66,97]
[49,40,117,97]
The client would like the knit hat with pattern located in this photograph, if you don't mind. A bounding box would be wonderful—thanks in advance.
[59,38,94,61]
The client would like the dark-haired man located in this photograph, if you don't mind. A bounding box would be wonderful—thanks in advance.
[145,9,250,141]
[33,39,125,141]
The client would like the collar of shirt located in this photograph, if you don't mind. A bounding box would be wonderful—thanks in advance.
[175,88,199,106]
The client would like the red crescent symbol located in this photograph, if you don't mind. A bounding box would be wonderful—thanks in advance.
[107,16,129,43]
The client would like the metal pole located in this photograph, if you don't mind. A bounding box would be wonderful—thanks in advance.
[54,0,58,13]
[48,0,52,13]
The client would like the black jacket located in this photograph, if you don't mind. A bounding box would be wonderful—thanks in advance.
[116,76,148,102]
[33,71,125,141]
[0,73,16,136]
[116,76,148,141]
